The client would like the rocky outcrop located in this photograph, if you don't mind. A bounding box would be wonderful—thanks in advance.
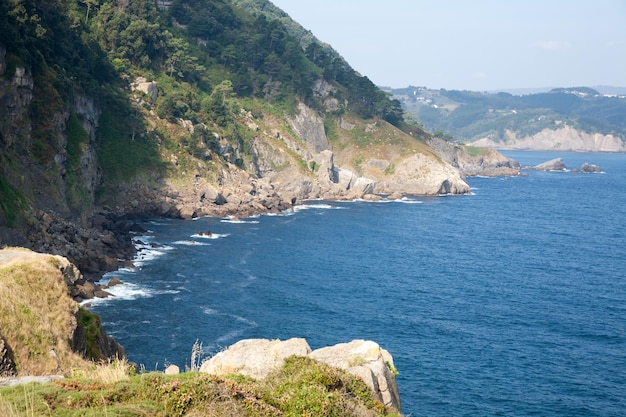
[309,340,401,410]
[0,248,126,370]
[469,126,626,152]
[288,102,330,153]
[374,153,470,195]
[529,158,567,171]
[428,137,520,177]
[200,338,401,411]
[577,163,602,173]
[525,159,603,173]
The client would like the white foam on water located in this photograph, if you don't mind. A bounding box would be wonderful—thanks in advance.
[172,240,210,246]
[190,233,230,239]
[221,217,260,224]
[81,282,154,306]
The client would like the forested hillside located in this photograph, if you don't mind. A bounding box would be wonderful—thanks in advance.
[393,86,626,150]
[1,0,478,269]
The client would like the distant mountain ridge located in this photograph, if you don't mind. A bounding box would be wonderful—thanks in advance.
[392,86,626,152]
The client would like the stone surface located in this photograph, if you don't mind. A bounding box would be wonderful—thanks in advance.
[310,340,401,411]
[200,338,312,380]
[165,364,180,375]
[288,102,330,153]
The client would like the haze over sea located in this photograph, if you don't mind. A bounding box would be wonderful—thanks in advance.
[92,151,626,416]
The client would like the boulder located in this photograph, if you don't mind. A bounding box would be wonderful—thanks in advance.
[200,338,311,380]
[309,340,401,411]
[200,338,401,412]
[165,364,180,375]
[106,277,123,288]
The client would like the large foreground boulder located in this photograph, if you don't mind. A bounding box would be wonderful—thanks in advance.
[200,338,401,411]
[200,338,311,379]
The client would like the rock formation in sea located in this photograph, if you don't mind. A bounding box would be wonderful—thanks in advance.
[528,158,568,171]
[199,337,402,411]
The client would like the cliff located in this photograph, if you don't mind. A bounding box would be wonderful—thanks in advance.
[0,248,125,377]
[0,0,482,279]
[468,126,626,152]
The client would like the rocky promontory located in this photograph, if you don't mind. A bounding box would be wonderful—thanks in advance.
[0,248,126,377]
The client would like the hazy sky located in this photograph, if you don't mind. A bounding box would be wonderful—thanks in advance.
[269,1,626,91]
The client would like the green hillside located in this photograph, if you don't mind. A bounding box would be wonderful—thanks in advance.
[392,86,626,143]
[0,0,410,229]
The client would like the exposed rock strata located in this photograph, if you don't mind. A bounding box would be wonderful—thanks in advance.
[200,338,401,411]
[469,126,626,152]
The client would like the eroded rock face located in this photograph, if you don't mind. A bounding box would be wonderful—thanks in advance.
[199,338,402,412]
[288,102,330,153]
[469,126,626,152]
[375,153,470,195]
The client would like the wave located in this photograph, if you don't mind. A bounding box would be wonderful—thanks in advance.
[190,232,230,239]
[171,240,210,246]
[352,197,423,204]
[221,219,260,224]
[131,235,174,268]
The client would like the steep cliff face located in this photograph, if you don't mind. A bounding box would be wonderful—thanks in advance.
[469,126,626,152]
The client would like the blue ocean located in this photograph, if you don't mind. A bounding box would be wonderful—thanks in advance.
[91,151,626,416]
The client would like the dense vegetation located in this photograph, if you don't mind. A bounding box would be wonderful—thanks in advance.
[0,0,407,211]
[1,0,404,123]
[392,86,626,142]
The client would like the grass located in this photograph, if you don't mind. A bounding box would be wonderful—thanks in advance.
[0,356,402,416]
[463,145,490,157]
[0,251,89,375]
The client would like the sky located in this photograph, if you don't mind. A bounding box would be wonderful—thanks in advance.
[269,0,626,91]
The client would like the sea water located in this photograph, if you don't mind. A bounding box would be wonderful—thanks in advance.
[91,151,626,416]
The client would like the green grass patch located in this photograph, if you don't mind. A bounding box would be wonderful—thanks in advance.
[77,308,102,361]
[463,145,490,156]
